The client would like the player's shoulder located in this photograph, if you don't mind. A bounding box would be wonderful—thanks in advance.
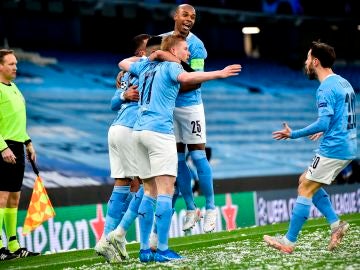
[321,74,345,90]
[132,57,150,67]
[187,32,204,43]
[162,60,181,70]
[159,31,173,37]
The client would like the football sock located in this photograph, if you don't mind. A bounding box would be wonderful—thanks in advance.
[4,208,20,252]
[190,150,215,210]
[285,196,311,243]
[155,194,173,251]
[104,185,130,236]
[118,185,144,233]
[0,208,4,248]
[176,153,196,210]
[312,188,338,225]
[119,191,134,221]
[138,195,156,250]
[152,208,176,236]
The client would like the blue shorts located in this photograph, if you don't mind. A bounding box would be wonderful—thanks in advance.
[0,140,25,192]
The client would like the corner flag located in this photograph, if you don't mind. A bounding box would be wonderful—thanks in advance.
[22,160,55,235]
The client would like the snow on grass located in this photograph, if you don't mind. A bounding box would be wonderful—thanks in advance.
[65,222,359,270]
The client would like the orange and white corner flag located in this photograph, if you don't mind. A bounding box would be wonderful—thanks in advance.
[22,176,56,235]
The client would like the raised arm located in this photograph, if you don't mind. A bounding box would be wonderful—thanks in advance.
[178,64,242,85]
[179,61,200,92]
[118,56,140,72]
[272,116,330,140]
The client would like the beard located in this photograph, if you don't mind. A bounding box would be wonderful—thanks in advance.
[304,65,317,80]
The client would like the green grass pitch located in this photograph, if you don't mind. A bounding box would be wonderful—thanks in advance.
[2,213,359,270]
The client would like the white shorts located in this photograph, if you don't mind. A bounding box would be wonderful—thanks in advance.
[174,104,206,144]
[305,154,352,185]
[133,130,178,179]
[108,125,137,178]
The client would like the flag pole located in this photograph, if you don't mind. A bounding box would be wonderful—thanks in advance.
[29,158,39,176]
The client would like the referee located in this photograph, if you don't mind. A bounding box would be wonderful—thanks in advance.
[0,49,40,260]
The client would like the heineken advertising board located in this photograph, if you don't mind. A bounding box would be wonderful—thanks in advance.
[8,192,254,253]
[5,183,359,253]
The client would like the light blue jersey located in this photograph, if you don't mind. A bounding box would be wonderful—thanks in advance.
[130,58,185,134]
[317,74,357,159]
[160,31,207,107]
[110,72,139,128]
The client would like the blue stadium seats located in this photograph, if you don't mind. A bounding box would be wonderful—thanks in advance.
[16,52,360,185]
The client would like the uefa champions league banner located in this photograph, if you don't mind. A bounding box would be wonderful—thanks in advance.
[256,184,360,226]
[11,192,256,253]
[8,183,359,253]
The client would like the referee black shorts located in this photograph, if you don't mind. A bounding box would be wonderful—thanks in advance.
[0,140,25,192]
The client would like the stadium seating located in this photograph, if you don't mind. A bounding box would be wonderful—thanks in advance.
[16,52,360,186]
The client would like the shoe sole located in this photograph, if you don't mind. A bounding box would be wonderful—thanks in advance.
[154,255,184,262]
[328,223,350,251]
[263,235,294,254]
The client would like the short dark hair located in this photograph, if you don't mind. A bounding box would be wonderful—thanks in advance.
[310,41,336,68]
[0,49,14,64]
[146,36,163,48]
[131,34,151,56]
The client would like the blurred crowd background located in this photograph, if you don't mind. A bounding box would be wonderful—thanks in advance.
[0,0,359,189]
[0,0,359,68]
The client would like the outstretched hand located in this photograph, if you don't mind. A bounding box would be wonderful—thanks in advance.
[221,64,242,78]
[272,122,292,140]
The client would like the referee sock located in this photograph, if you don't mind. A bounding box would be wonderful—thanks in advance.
[4,208,20,252]
[138,195,156,250]
[285,196,311,243]
[104,185,130,236]
[312,188,338,225]
[190,150,215,210]
[177,153,196,210]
